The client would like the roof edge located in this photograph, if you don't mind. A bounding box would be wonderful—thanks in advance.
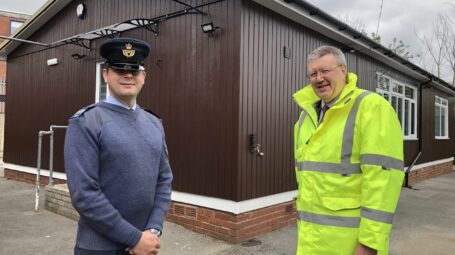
[253,0,455,94]
[0,0,72,58]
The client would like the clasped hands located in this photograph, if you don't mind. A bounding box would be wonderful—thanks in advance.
[126,230,160,255]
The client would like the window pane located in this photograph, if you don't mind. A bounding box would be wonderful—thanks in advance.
[397,84,403,94]
[442,99,448,106]
[435,106,441,136]
[391,83,398,93]
[97,63,108,102]
[404,100,409,136]
[397,97,403,125]
[405,87,414,99]
[435,97,441,104]
[383,93,389,101]
[378,75,390,90]
[10,21,23,35]
[411,103,415,135]
[100,84,107,101]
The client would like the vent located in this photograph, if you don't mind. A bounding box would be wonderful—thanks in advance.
[186,207,197,218]
[174,204,185,216]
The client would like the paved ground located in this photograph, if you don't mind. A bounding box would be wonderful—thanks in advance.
[1,169,455,255]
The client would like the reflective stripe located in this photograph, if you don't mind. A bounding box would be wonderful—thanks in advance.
[361,207,394,224]
[340,91,371,175]
[296,91,371,175]
[298,161,360,174]
[295,111,308,167]
[360,154,404,170]
[296,111,307,149]
[298,210,360,228]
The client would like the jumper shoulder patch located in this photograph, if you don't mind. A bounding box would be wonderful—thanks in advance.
[70,104,97,119]
[143,108,161,120]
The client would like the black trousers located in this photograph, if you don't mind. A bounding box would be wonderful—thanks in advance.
[74,247,129,255]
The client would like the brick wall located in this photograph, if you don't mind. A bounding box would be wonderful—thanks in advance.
[7,159,454,244]
[45,184,79,221]
[166,201,297,243]
[4,168,66,186]
[408,161,454,185]
[42,181,297,244]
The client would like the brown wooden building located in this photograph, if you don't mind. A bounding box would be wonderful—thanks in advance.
[0,0,454,242]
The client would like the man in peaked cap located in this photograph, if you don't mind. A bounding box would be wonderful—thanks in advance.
[64,37,173,255]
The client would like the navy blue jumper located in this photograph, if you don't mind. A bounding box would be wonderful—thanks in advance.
[64,102,173,251]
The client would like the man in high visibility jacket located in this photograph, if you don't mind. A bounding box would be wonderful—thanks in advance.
[293,45,404,255]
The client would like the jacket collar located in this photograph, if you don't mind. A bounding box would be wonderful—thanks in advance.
[293,72,358,109]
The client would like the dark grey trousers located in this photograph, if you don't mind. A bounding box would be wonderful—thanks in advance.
[74,247,129,255]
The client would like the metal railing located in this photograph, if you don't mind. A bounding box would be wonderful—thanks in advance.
[35,125,68,212]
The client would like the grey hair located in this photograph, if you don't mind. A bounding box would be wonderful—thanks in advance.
[307,45,346,66]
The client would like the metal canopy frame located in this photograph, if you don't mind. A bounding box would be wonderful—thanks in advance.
[5,0,225,56]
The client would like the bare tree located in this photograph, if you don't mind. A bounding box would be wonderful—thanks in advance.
[440,10,455,85]
[416,15,447,78]
[416,4,455,85]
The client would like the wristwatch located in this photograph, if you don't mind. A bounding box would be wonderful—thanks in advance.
[149,228,162,237]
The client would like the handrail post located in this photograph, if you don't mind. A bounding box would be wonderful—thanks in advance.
[48,130,54,186]
[35,131,50,212]
[34,125,68,212]
[48,125,68,187]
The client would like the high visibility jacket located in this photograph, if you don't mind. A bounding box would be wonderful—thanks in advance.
[293,73,404,255]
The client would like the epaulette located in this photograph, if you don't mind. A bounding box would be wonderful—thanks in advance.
[143,108,161,120]
[70,104,97,119]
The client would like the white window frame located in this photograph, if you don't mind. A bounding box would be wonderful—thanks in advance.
[95,62,109,102]
[434,95,449,139]
[376,73,418,140]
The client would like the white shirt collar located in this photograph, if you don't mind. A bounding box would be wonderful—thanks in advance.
[105,95,137,110]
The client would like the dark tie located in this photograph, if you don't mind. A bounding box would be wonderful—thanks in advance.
[319,104,329,124]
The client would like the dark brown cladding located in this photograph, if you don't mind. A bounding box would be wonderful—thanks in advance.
[419,88,454,163]
[5,0,241,201]
[237,0,453,201]
[4,0,454,203]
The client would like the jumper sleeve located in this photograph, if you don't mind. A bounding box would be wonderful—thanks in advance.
[145,138,173,231]
[357,97,404,252]
[64,117,142,247]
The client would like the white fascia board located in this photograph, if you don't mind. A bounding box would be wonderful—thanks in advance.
[3,162,67,180]
[408,157,454,171]
[171,190,298,215]
[3,162,298,215]
[0,0,72,57]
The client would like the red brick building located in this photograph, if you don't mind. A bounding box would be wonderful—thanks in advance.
[0,10,30,112]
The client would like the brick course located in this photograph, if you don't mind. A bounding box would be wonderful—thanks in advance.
[44,184,79,221]
[166,201,297,243]
[6,159,454,243]
[408,161,453,185]
[4,168,66,186]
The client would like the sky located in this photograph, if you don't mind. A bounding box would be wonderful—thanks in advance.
[0,0,47,15]
[305,0,454,82]
[0,0,453,81]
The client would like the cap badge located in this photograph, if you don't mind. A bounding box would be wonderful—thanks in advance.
[122,43,135,58]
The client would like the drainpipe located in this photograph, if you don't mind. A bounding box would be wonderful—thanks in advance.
[404,78,432,188]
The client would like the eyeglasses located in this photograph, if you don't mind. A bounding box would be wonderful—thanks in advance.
[308,65,341,79]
